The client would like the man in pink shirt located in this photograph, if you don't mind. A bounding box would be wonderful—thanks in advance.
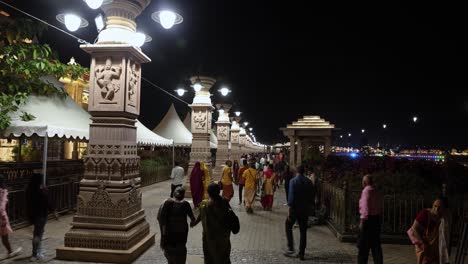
[358,174,383,264]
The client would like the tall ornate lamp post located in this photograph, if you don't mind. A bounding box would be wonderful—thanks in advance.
[213,103,231,177]
[56,0,170,262]
[186,76,216,184]
[230,116,241,162]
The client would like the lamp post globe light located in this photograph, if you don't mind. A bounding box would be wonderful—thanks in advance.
[56,13,89,32]
[84,0,104,9]
[56,0,183,262]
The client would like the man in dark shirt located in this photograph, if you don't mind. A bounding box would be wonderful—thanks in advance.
[284,165,314,261]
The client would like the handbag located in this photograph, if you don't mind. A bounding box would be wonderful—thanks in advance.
[407,227,421,245]
[226,207,240,234]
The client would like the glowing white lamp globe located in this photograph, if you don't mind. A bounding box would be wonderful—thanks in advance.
[160,11,176,29]
[84,0,103,9]
[64,14,81,32]
[193,82,202,92]
[132,32,146,47]
[220,87,230,96]
[175,88,186,96]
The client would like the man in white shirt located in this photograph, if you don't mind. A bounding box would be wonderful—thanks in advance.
[170,161,185,198]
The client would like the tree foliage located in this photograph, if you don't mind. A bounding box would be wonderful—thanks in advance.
[0,17,87,130]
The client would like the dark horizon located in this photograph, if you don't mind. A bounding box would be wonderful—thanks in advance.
[4,0,468,149]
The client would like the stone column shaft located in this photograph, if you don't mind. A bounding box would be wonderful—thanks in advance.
[57,45,154,264]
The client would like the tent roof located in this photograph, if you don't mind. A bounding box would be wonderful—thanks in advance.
[153,105,219,148]
[135,120,173,146]
[3,94,90,139]
[2,77,172,146]
[153,104,192,147]
[183,112,191,130]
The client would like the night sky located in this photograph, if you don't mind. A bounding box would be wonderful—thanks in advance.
[5,0,468,149]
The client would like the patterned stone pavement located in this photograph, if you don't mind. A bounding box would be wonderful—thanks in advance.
[0,180,420,263]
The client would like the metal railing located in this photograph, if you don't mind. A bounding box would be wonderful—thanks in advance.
[139,165,171,187]
[319,180,468,243]
[7,181,80,229]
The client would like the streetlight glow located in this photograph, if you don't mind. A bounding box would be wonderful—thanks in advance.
[243,122,249,127]
[64,14,82,31]
[383,124,387,129]
[348,133,352,137]
[234,111,241,117]
[84,0,103,9]
[56,13,88,32]
[160,11,176,29]
[219,87,231,96]
[133,32,146,47]
[249,127,253,131]
[340,135,343,138]
[413,116,418,123]
[151,10,183,29]
[361,129,365,133]
[193,82,202,92]
[175,88,186,96]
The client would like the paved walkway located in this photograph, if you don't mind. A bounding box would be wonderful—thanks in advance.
[1,180,418,263]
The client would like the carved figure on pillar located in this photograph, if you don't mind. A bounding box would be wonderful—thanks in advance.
[95,57,122,102]
[194,111,207,130]
[128,63,139,104]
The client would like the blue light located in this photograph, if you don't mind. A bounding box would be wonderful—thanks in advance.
[350,152,358,159]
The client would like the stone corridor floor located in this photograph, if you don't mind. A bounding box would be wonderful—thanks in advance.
[0,180,419,263]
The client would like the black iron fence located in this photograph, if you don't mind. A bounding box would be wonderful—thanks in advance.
[140,165,171,186]
[318,179,468,244]
[1,160,170,229]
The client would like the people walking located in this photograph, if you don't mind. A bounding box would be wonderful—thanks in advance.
[200,162,211,200]
[170,161,185,198]
[260,164,276,211]
[357,174,383,264]
[237,159,248,205]
[221,160,234,202]
[191,183,232,264]
[157,187,195,264]
[0,174,22,259]
[284,165,314,261]
[409,196,450,264]
[242,162,259,214]
[190,162,204,208]
[26,173,54,262]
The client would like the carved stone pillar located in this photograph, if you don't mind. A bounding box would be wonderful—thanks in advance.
[297,137,303,166]
[239,127,246,157]
[213,104,231,178]
[230,120,240,162]
[324,136,332,157]
[56,1,154,263]
[185,76,215,196]
[289,136,296,168]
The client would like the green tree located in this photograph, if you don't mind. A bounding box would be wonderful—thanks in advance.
[0,17,87,130]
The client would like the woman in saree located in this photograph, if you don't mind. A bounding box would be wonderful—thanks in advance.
[242,162,259,214]
[157,187,195,264]
[191,183,232,264]
[190,162,204,208]
[260,164,276,210]
[409,196,450,264]
[200,162,211,200]
[221,160,234,202]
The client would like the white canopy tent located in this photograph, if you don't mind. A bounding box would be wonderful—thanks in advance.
[153,104,218,149]
[2,77,173,183]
